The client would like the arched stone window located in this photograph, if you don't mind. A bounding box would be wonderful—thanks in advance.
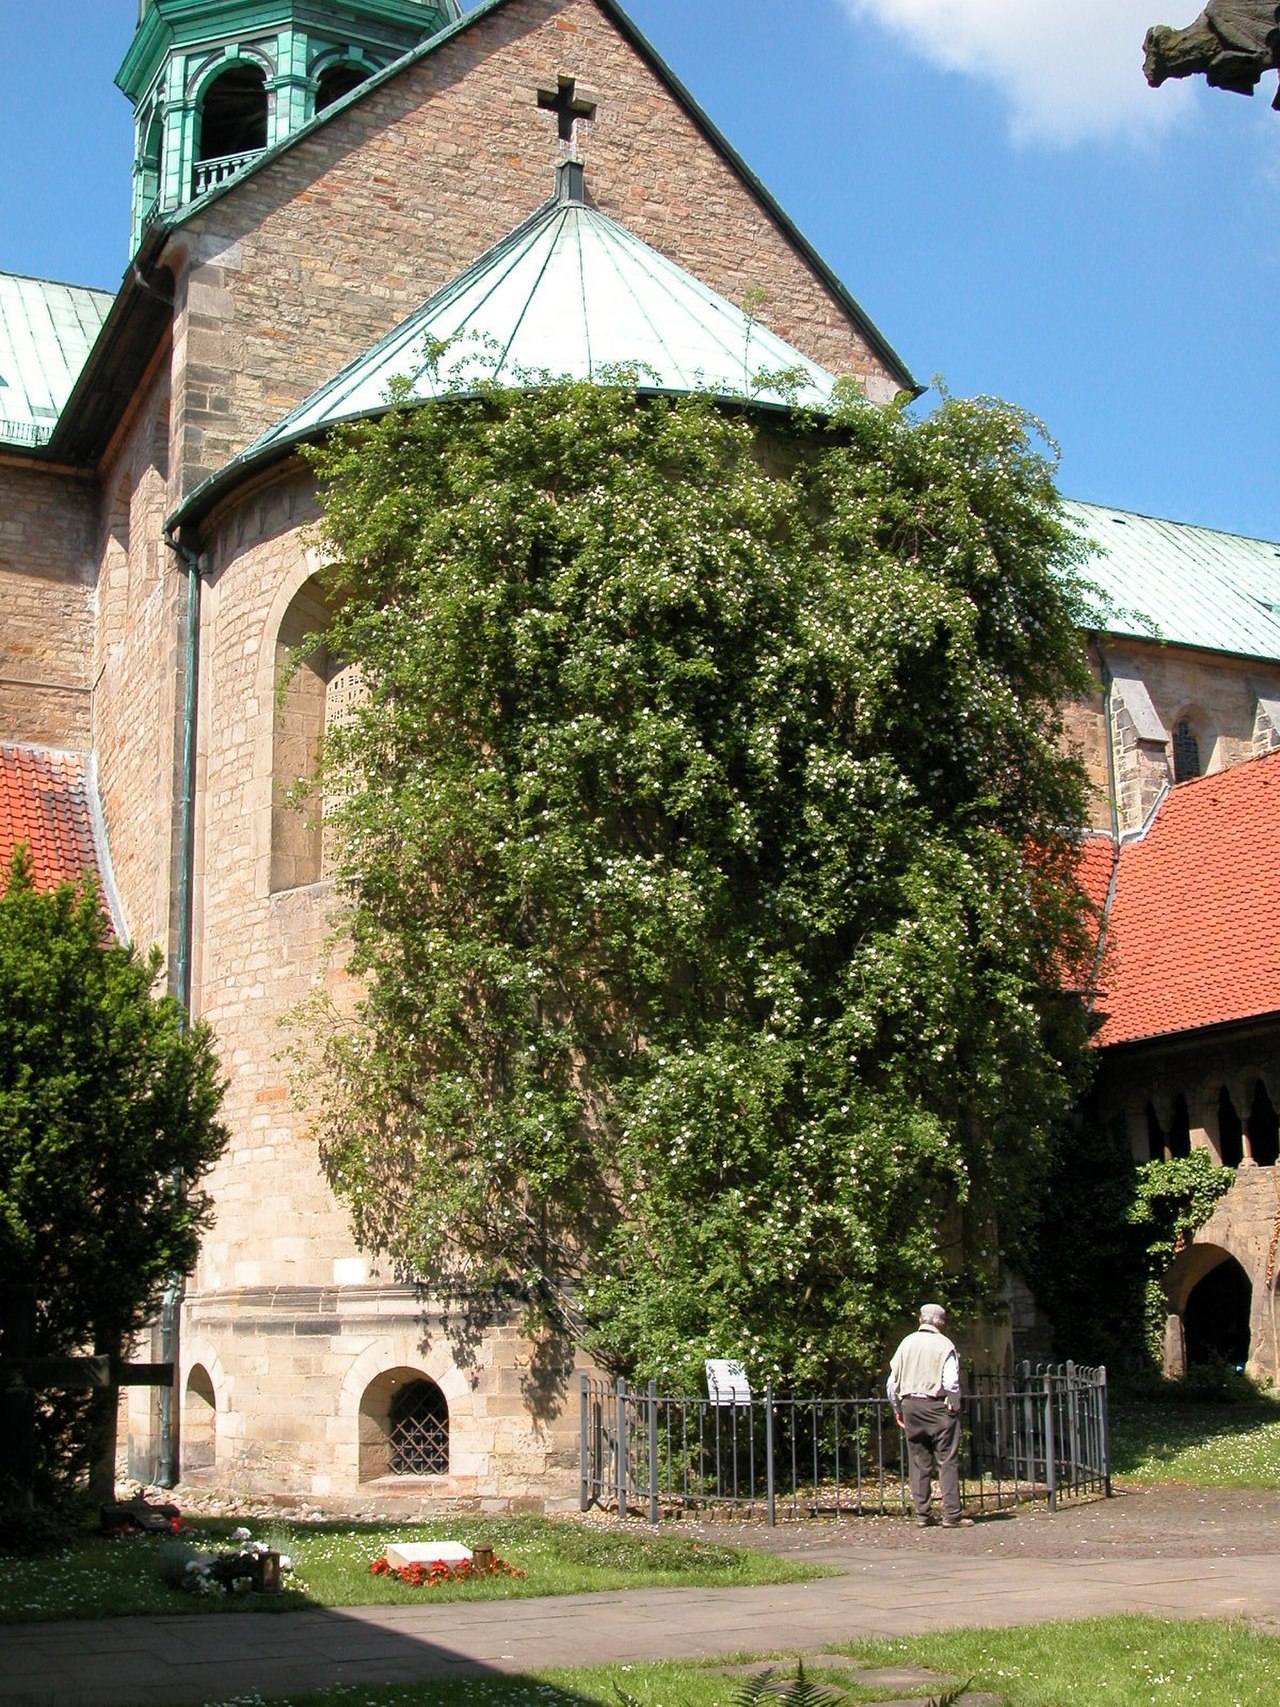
[321,660,366,878]
[316,62,370,113]
[1216,1086,1244,1168]
[197,63,268,167]
[183,1365,217,1474]
[101,474,133,654]
[1172,717,1201,783]
[1167,1093,1192,1160]
[1247,1081,1279,1168]
[271,579,333,892]
[109,473,132,557]
[1145,1102,1165,1162]
[151,399,171,480]
[359,1368,450,1481]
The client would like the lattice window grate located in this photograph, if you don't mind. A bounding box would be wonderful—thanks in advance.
[389,1381,449,1476]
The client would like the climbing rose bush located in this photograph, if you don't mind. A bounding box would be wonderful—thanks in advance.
[298,375,1096,1390]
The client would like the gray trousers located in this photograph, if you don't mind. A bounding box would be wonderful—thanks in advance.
[900,1396,961,1521]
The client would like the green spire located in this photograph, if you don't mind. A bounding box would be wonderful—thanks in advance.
[117,1,462,254]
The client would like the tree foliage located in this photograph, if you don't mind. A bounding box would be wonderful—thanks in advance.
[0,852,227,1498]
[301,376,1097,1390]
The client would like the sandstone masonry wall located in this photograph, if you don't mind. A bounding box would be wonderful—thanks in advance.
[174,469,584,1496]
[0,462,96,749]
[90,368,183,955]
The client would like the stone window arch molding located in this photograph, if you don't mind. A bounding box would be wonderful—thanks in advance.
[188,43,278,108]
[259,553,364,896]
[310,48,377,116]
[269,573,336,894]
[136,104,165,217]
[191,48,274,176]
[177,1338,230,1479]
[339,1341,469,1487]
[1169,704,1215,782]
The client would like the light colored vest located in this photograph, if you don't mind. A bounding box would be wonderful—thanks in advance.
[890,1327,956,1397]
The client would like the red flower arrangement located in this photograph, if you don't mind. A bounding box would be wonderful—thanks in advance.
[369,1553,525,1587]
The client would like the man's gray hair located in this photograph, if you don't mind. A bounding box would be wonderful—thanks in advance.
[919,1303,947,1327]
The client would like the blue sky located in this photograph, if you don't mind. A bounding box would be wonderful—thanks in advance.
[3,0,1278,539]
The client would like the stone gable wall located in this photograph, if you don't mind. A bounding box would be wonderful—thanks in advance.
[165,0,901,495]
[0,462,96,750]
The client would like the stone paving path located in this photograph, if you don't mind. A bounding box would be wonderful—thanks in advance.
[3,1499,1278,1707]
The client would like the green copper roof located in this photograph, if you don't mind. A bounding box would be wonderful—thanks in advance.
[240,167,839,453]
[0,273,113,450]
[166,165,846,528]
[1070,500,1280,663]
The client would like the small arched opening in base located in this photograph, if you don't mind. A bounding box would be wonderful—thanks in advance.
[183,1365,217,1474]
[1184,1254,1253,1372]
[358,1368,450,1481]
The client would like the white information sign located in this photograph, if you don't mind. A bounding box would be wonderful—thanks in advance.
[705,1358,752,1405]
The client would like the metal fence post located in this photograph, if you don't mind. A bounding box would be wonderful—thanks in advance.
[579,1372,590,1512]
[1043,1368,1058,1514]
[765,1379,776,1526]
[616,1377,628,1516]
[1065,1360,1080,1496]
[1099,1365,1112,1498]
[648,1379,660,1526]
[1020,1360,1035,1498]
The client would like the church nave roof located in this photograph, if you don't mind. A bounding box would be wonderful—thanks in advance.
[0,274,113,451]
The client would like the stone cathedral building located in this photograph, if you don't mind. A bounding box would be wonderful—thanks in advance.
[2,0,1279,1502]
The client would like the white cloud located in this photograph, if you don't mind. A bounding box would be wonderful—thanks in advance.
[841,0,1196,145]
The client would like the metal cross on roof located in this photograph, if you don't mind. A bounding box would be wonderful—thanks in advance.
[537,74,598,143]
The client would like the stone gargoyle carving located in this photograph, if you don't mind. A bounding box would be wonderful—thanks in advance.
[1144,2,1280,105]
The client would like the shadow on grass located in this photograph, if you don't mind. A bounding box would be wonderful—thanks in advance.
[1109,1391,1280,1475]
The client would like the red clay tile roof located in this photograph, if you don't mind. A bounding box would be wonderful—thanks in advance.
[0,745,102,893]
[1075,833,1118,917]
[1093,750,1280,1048]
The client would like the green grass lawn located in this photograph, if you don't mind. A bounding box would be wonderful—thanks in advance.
[837,1616,1280,1706]
[1109,1390,1280,1485]
[0,1514,826,1623]
[178,1618,1280,1707]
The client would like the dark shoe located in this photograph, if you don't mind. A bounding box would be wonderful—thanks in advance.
[915,1514,935,1527]
[941,1516,974,1528]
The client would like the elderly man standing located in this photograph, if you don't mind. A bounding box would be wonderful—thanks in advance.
[887,1304,973,1528]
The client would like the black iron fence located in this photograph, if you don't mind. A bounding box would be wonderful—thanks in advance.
[579,1362,1109,1524]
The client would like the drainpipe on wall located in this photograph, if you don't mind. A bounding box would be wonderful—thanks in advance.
[156,524,203,1489]
[1090,641,1122,1002]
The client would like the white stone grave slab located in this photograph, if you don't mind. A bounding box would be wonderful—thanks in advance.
[385,1541,474,1569]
